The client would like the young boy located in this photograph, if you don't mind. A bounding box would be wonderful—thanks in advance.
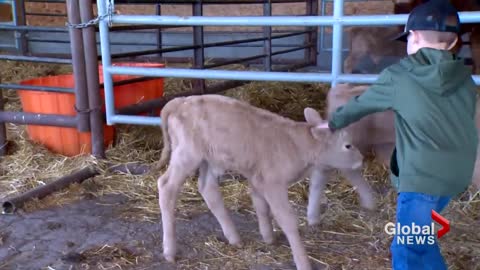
[328,1,478,269]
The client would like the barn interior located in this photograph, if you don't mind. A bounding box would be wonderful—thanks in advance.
[0,0,479,269]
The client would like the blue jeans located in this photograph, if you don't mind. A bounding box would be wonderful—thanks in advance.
[390,192,451,270]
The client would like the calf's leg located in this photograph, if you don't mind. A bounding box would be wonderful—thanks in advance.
[471,156,480,191]
[262,182,312,270]
[157,149,201,263]
[373,143,394,167]
[306,167,332,226]
[340,168,376,210]
[197,162,242,246]
[249,183,274,244]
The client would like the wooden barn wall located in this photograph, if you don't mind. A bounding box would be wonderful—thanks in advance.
[24,1,396,28]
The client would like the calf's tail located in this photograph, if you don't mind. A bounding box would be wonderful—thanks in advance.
[152,97,185,172]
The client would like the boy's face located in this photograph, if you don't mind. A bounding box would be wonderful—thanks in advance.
[406,31,421,55]
[406,30,459,55]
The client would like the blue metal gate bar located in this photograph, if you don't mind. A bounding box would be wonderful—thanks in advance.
[108,12,480,26]
[103,65,350,82]
[96,0,480,127]
[331,0,343,89]
[105,65,480,85]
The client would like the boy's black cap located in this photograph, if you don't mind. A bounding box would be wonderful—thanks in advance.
[392,0,461,42]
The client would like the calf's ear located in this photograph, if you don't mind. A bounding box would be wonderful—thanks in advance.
[310,123,331,140]
[304,107,323,125]
[310,126,328,140]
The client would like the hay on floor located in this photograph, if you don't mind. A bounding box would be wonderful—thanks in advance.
[0,58,479,270]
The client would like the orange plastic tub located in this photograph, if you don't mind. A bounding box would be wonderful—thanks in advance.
[17,62,165,157]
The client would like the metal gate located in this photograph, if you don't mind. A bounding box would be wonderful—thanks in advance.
[95,0,480,127]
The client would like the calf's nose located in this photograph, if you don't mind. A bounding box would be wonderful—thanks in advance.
[352,161,363,170]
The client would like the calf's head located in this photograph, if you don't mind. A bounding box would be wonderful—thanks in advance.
[304,107,364,170]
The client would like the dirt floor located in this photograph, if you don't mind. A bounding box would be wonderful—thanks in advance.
[1,193,302,270]
[1,172,479,270]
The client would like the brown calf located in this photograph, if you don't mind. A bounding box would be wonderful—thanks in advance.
[343,26,407,74]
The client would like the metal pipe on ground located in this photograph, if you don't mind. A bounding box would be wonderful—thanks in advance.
[1,167,98,214]
[66,0,90,132]
[80,0,105,158]
[0,162,152,214]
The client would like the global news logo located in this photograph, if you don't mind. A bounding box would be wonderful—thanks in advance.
[384,210,450,245]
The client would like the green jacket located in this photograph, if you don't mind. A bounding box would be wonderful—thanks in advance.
[329,47,478,197]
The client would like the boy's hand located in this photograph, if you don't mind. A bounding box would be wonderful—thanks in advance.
[317,122,336,133]
[328,122,336,133]
[324,120,336,133]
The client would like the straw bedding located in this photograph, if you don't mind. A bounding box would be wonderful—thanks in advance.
[0,58,479,270]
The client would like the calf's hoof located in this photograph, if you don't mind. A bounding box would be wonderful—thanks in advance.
[163,253,176,263]
[307,204,327,226]
[262,234,275,245]
[307,219,320,227]
[230,239,244,248]
[307,214,324,226]
[226,233,243,247]
[360,197,376,211]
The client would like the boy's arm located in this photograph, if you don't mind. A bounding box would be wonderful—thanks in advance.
[329,70,396,131]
